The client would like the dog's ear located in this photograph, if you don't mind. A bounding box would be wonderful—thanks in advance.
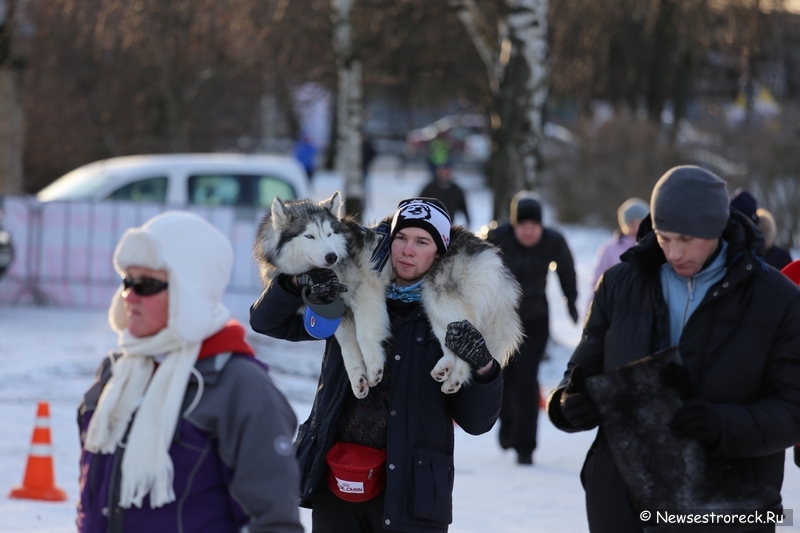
[321,191,343,218]
[271,197,292,229]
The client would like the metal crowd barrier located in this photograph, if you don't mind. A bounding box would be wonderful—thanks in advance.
[0,196,268,312]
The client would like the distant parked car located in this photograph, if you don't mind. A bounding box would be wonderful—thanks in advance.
[0,205,13,280]
[405,114,490,163]
[36,153,309,207]
[405,114,579,164]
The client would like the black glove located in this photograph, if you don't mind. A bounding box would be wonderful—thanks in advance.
[670,398,721,448]
[444,320,493,370]
[567,300,579,324]
[560,366,601,430]
[296,268,348,303]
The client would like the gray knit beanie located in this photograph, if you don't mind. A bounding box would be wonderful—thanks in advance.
[650,166,729,239]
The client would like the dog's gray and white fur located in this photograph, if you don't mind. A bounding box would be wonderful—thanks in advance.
[254,192,524,398]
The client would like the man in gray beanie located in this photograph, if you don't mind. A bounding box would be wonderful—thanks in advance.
[548,165,800,532]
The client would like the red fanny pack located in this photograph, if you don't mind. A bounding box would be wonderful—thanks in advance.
[326,442,387,502]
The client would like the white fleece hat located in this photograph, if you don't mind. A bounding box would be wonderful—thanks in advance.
[91,211,233,509]
[109,211,233,342]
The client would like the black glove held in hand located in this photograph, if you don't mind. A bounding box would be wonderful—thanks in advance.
[444,320,493,370]
[560,366,601,430]
[296,268,348,303]
[670,398,721,448]
[567,301,579,324]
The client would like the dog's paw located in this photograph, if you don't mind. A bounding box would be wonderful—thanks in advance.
[440,359,471,394]
[431,361,450,382]
[441,379,462,394]
[367,366,383,387]
[351,374,370,399]
[431,352,458,382]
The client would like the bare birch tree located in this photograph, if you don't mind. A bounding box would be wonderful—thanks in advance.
[333,0,364,219]
[452,0,549,219]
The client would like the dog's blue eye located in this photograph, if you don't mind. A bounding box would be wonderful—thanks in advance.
[327,233,332,237]
[305,234,314,239]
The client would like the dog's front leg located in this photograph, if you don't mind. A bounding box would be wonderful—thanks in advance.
[334,311,370,399]
[349,277,390,388]
[427,320,471,394]
[424,298,476,394]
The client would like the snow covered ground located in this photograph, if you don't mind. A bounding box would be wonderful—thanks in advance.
[0,160,798,532]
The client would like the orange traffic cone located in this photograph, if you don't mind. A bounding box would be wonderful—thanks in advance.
[9,401,67,501]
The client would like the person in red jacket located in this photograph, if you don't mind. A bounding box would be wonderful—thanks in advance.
[780,259,800,468]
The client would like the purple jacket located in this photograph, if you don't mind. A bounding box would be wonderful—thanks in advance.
[591,232,637,290]
[77,337,303,533]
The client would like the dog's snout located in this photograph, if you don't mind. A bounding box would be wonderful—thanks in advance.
[325,253,338,265]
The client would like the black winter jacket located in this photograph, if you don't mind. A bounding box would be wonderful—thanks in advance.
[486,222,577,322]
[250,276,503,533]
[548,211,800,533]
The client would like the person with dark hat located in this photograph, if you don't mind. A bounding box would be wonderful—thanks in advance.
[250,197,508,533]
[482,190,578,465]
[729,187,760,225]
[547,165,800,532]
[729,188,793,270]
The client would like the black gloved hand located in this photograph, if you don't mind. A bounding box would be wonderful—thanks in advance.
[296,268,348,303]
[560,366,601,430]
[444,320,493,370]
[670,398,721,448]
[567,301,579,324]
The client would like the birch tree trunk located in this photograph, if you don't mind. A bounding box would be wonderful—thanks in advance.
[332,0,364,220]
[452,0,549,220]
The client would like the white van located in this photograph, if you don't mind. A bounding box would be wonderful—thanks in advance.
[36,153,309,207]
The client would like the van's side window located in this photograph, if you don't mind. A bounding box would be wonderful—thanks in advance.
[106,177,168,203]
[257,176,296,207]
[189,175,243,206]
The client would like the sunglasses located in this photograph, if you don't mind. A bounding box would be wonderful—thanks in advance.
[122,276,169,296]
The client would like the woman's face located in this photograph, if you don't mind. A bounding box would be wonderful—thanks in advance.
[122,266,169,338]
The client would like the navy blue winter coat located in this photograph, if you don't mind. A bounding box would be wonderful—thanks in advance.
[548,211,800,533]
[250,276,503,533]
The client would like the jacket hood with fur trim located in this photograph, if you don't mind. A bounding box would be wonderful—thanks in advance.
[109,211,233,343]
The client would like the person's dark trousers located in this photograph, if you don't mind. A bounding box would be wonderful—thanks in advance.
[499,316,549,463]
[311,485,390,533]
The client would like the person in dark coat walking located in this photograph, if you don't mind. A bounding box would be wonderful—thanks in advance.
[484,191,578,465]
[729,187,792,270]
[77,212,302,533]
[547,166,800,533]
[419,165,471,227]
[250,198,505,533]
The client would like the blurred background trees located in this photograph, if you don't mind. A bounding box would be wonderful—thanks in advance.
[6,0,800,243]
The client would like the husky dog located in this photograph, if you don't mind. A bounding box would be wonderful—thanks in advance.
[254,192,523,398]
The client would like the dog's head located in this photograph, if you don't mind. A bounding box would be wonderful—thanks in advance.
[254,192,348,282]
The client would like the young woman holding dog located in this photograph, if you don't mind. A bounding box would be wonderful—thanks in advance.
[250,197,505,533]
[77,211,302,533]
